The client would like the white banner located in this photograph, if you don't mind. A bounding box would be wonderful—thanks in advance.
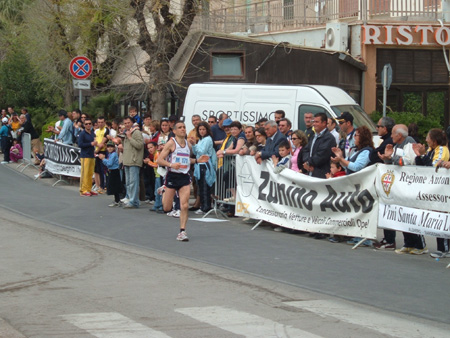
[379,203,450,239]
[44,138,81,177]
[376,164,450,213]
[235,156,379,238]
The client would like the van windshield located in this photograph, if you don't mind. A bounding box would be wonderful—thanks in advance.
[331,105,376,133]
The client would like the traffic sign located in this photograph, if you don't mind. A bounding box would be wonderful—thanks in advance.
[73,79,91,90]
[69,56,93,80]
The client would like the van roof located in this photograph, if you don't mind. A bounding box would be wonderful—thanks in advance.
[198,83,357,106]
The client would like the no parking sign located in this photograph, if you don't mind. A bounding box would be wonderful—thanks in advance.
[69,56,92,80]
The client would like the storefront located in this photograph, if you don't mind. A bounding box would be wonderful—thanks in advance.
[361,24,450,125]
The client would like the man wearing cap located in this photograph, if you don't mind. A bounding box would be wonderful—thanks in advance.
[211,113,228,150]
[336,112,355,158]
[50,110,73,145]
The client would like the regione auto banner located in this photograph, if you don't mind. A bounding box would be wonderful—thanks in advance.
[235,156,379,239]
[376,164,450,238]
[44,138,81,177]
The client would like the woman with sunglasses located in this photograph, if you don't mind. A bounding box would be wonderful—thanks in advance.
[290,130,308,173]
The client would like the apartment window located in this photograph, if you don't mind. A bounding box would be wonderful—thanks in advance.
[211,52,244,79]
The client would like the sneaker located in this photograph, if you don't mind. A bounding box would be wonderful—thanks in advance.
[34,174,40,179]
[328,237,340,243]
[1,161,8,164]
[374,242,396,250]
[156,209,164,214]
[410,247,429,255]
[167,210,176,217]
[108,202,119,207]
[120,197,130,204]
[123,204,137,209]
[430,251,450,258]
[273,227,283,232]
[81,192,91,197]
[194,209,205,215]
[176,231,189,241]
[395,247,413,254]
[172,210,180,218]
[90,191,98,196]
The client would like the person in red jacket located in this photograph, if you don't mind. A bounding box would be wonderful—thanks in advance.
[325,162,345,178]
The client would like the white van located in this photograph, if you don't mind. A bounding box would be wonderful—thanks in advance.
[182,83,376,133]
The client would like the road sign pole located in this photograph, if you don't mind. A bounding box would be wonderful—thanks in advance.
[79,89,82,111]
[383,65,387,117]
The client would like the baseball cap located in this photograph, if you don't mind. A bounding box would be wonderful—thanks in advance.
[106,141,115,147]
[2,117,8,123]
[335,112,353,123]
[222,118,233,127]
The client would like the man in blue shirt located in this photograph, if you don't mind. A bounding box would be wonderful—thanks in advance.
[49,110,73,145]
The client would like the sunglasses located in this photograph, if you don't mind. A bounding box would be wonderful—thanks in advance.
[291,137,298,140]
[376,125,384,128]
[84,122,92,125]
[161,117,169,121]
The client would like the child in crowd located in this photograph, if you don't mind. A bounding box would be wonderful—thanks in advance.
[272,140,291,174]
[326,162,346,178]
[98,141,121,207]
[9,139,23,163]
[145,142,163,212]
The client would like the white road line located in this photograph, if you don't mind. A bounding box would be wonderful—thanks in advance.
[175,306,322,338]
[284,300,448,338]
[61,312,172,338]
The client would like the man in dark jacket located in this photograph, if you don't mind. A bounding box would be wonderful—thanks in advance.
[77,118,98,196]
[254,120,287,164]
[302,112,337,178]
[369,116,395,165]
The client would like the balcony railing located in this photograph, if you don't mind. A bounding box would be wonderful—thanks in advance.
[192,0,442,34]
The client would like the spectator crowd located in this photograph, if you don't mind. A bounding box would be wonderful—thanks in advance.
[2,105,450,256]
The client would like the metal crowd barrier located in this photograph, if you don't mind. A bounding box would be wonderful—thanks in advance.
[204,154,237,219]
[17,133,38,172]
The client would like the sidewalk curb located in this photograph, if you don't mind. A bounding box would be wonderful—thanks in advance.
[0,318,27,338]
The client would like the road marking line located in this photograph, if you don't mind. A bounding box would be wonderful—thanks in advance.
[284,300,448,338]
[175,306,322,338]
[61,312,171,338]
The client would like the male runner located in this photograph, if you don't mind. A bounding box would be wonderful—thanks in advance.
[157,121,208,241]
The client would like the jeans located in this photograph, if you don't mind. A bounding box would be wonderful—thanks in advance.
[124,166,140,207]
[153,176,162,209]
[198,165,211,212]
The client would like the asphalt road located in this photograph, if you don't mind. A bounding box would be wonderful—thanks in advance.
[1,162,449,326]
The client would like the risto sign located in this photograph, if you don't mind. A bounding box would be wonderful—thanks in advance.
[362,24,450,46]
